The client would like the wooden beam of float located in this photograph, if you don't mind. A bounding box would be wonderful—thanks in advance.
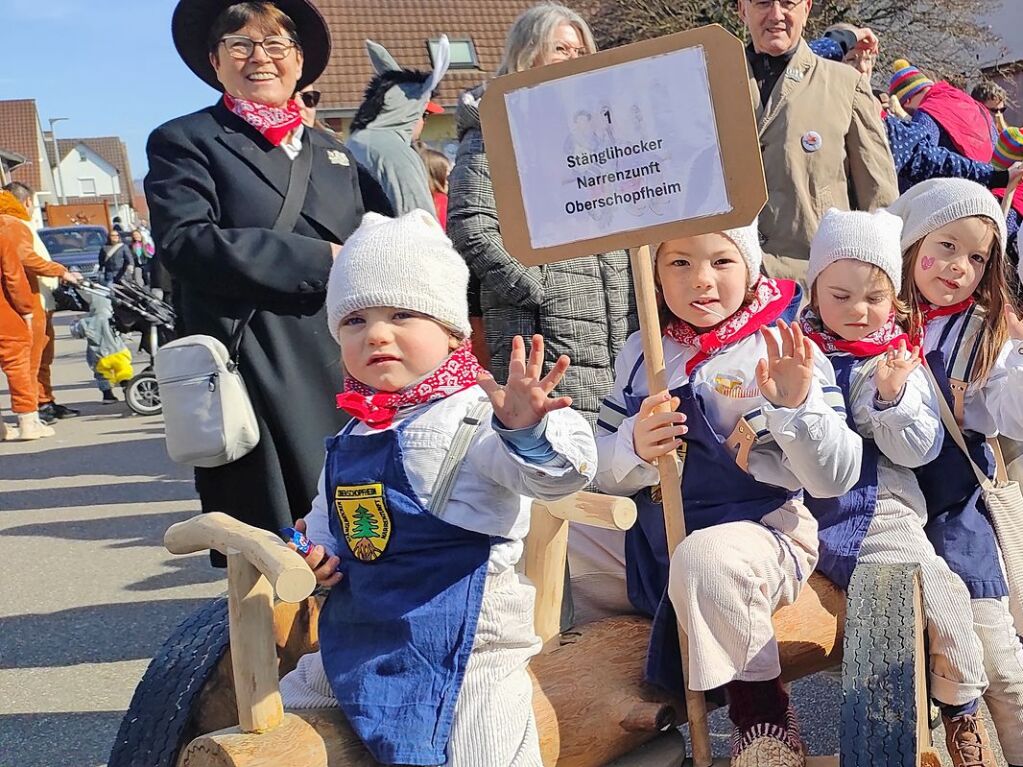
[480,24,767,767]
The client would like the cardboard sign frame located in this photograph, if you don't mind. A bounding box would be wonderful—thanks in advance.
[480,24,767,266]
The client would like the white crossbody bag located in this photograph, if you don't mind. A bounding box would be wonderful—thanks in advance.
[924,364,1023,625]
[155,132,313,468]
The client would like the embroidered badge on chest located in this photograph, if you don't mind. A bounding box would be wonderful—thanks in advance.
[335,483,392,561]
[713,373,759,399]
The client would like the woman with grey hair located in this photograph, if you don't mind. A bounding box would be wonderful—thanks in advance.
[447,2,639,630]
[447,2,636,433]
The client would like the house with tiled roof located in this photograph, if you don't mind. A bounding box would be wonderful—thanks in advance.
[45,136,137,225]
[312,0,580,152]
[0,99,58,223]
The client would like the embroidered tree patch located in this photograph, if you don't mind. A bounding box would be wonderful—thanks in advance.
[334,483,392,562]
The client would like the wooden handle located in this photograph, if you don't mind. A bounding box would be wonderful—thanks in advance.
[533,492,637,531]
[1003,173,1021,216]
[629,246,713,767]
[165,512,316,603]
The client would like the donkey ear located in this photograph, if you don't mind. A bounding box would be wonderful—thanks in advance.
[424,34,450,94]
[365,39,401,75]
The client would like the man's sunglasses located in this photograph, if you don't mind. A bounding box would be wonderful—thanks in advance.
[299,90,321,108]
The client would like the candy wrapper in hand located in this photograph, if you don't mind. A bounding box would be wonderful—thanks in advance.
[280,527,314,556]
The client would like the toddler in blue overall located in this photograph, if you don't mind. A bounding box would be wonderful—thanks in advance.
[594,221,861,767]
[889,178,1023,766]
[799,207,993,765]
[278,210,597,767]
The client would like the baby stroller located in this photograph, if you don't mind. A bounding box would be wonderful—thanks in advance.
[75,278,177,416]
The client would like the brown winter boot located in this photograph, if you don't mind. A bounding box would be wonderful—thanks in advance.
[943,711,997,767]
[730,706,806,767]
[15,412,54,441]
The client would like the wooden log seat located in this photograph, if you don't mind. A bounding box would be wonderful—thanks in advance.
[179,572,845,767]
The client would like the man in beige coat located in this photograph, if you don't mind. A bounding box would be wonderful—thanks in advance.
[740,0,898,281]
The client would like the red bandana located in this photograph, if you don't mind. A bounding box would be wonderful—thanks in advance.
[663,277,798,375]
[335,342,484,429]
[909,296,976,346]
[223,93,302,146]
[799,307,909,358]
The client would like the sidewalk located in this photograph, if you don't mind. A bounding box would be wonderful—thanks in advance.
[0,315,225,767]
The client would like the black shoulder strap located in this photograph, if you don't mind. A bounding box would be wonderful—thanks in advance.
[228,130,314,364]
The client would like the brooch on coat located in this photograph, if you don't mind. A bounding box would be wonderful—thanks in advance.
[327,149,350,167]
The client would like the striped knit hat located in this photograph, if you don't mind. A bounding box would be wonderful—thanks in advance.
[993,127,1023,170]
[889,59,933,102]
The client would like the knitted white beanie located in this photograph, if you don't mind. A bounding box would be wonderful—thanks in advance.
[325,210,471,342]
[886,178,1007,256]
[807,208,905,294]
[654,220,763,286]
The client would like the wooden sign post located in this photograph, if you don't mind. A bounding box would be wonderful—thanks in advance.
[480,25,768,767]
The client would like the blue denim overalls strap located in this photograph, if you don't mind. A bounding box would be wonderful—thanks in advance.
[318,401,493,765]
[915,343,1007,600]
[805,354,880,590]
[620,352,796,695]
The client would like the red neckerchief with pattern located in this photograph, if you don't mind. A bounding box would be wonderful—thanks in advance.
[223,93,302,146]
[909,296,976,346]
[663,277,798,375]
[335,342,484,429]
[799,307,909,358]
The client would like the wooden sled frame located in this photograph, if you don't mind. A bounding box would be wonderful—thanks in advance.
[163,496,938,767]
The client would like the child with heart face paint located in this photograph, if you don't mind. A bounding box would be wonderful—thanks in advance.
[800,208,996,765]
[889,177,1023,766]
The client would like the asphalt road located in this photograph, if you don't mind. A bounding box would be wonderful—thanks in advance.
[0,317,1007,766]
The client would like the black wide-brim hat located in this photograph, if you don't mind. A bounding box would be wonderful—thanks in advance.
[172,0,331,92]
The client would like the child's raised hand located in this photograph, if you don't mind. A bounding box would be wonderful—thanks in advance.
[756,320,814,409]
[874,339,921,403]
[477,334,573,430]
[632,390,687,463]
[288,518,342,587]
[1006,306,1023,342]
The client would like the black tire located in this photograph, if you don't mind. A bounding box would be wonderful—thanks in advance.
[126,371,162,416]
[840,563,929,766]
[108,597,230,767]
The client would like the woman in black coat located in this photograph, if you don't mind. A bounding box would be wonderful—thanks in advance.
[146,0,390,558]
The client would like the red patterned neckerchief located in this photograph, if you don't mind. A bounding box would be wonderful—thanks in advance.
[335,342,484,429]
[223,93,302,146]
[909,296,976,346]
[663,277,798,375]
[799,307,909,358]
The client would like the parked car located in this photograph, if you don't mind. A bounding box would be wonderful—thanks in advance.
[38,225,107,276]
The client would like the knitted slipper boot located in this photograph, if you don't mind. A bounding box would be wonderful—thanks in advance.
[731,706,806,767]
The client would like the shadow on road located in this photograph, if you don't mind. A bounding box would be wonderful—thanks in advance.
[1,509,198,548]
[0,480,195,511]
[0,711,124,767]
[0,437,184,482]
[125,557,226,592]
[0,597,218,669]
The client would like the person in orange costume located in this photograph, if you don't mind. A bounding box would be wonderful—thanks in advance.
[0,212,44,439]
[0,190,81,438]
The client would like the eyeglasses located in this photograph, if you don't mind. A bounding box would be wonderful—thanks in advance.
[299,90,321,108]
[552,42,588,59]
[991,106,1006,114]
[219,35,298,61]
[749,0,806,10]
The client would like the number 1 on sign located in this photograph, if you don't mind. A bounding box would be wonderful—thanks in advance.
[603,109,612,124]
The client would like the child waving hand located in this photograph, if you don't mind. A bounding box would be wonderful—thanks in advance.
[280,210,596,767]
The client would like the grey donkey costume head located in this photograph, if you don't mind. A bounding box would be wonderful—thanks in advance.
[349,36,450,137]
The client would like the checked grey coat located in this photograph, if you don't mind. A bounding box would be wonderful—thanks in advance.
[448,86,638,427]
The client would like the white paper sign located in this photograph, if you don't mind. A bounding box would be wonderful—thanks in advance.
[504,46,731,250]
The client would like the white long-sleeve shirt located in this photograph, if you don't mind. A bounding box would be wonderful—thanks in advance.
[924,312,1023,440]
[594,329,862,500]
[841,355,942,519]
[304,385,597,571]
